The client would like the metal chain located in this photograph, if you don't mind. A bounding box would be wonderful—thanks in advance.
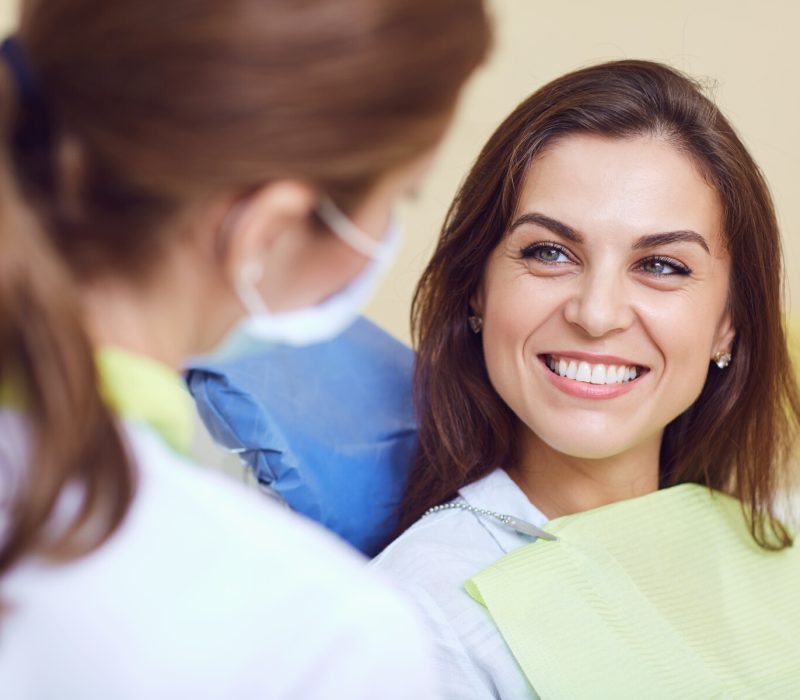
[422,501,558,541]
[423,501,514,526]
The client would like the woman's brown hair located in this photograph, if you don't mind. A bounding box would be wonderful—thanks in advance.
[0,0,490,578]
[401,59,800,549]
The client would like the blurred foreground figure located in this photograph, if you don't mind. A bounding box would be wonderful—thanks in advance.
[0,1,489,697]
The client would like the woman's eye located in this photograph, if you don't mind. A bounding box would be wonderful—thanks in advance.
[639,256,691,277]
[521,243,571,264]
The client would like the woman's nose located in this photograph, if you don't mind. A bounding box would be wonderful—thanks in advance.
[562,269,635,338]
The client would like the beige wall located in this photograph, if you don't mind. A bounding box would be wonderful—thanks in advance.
[0,2,13,39]
[2,1,798,344]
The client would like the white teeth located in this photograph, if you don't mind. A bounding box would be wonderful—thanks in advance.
[546,355,641,386]
[576,362,592,382]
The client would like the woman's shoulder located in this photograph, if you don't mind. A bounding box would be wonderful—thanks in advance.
[373,503,506,584]
[371,470,542,700]
[373,468,541,587]
[371,502,509,656]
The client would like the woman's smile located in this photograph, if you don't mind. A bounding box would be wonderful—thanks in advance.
[538,352,650,399]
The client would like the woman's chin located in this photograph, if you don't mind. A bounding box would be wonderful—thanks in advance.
[528,427,655,463]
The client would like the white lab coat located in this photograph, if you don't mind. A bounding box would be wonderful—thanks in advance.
[0,412,439,699]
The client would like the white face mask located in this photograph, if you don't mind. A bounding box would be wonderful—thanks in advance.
[233,196,401,347]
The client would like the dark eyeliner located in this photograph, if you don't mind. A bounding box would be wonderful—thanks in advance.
[518,241,572,262]
[640,255,692,276]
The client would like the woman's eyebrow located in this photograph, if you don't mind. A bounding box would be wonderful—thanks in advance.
[509,212,583,243]
[632,231,710,253]
[510,212,711,254]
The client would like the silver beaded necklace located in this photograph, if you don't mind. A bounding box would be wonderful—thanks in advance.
[422,502,558,541]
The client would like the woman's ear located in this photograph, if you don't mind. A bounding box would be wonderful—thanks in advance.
[469,285,485,318]
[713,310,736,357]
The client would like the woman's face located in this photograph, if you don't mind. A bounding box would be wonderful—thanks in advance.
[473,134,735,462]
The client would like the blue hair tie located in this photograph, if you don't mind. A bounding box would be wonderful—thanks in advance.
[1,36,46,111]
[1,35,55,177]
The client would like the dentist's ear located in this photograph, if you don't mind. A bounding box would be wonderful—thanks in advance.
[217,180,318,284]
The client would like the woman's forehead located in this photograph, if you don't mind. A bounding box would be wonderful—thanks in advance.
[512,133,726,253]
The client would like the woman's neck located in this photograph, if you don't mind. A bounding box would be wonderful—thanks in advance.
[507,430,661,520]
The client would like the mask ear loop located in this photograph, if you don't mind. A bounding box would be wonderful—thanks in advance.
[222,190,392,314]
[316,195,385,259]
[215,193,271,316]
[234,259,270,316]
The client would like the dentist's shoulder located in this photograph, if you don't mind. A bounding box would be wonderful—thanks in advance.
[1,418,438,699]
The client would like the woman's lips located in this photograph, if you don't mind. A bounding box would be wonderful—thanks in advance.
[539,353,649,399]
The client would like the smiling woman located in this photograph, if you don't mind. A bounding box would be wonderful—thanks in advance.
[477,133,735,505]
[372,60,800,699]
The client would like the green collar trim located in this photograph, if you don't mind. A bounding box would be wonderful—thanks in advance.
[0,379,24,408]
[97,346,195,456]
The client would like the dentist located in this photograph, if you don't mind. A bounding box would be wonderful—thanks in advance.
[0,0,489,697]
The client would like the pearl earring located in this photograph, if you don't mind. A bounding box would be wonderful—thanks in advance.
[712,351,732,369]
[468,315,483,334]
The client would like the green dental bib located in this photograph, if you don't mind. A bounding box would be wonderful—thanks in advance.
[465,484,800,699]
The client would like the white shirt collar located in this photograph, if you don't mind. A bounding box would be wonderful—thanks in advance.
[457,468,549,554]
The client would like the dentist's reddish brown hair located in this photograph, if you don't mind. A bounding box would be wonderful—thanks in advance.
[0,0,490,579]
[399,60,799,549]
